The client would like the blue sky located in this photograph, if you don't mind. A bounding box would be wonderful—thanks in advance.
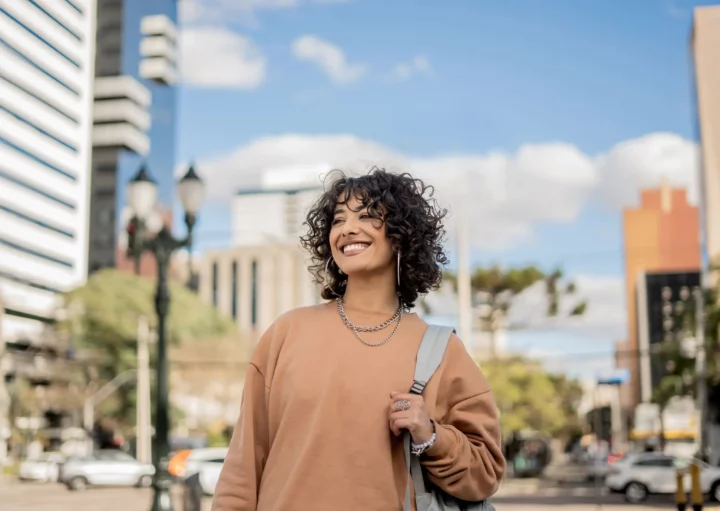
[178,0,704,158]
[173,0,712,375]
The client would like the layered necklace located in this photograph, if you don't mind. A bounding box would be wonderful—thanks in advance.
[336,297,403,347]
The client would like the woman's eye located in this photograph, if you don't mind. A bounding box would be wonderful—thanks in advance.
[332,218,344,225]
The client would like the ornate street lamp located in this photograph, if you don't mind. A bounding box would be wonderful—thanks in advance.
[177,164,203,291]
[126,163,205,511]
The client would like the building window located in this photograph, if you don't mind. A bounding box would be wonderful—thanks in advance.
[211,262,218,307]
[0,237,73,268]
[0,75,79,124]
[0,135,76,181]
[0,39,80,96]
[0,169,75,210]
[96,163,117,173]
[3,8,81,68]
[26,0,83,41]
[251,260,258,327]
[0,204,74,238]
[94,189,114,199]
[231,261,238,320]
[98,209,114,225]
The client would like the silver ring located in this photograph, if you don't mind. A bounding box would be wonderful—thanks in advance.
[395,400,411,411]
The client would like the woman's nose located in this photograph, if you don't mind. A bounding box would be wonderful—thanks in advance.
[341,216,360,236]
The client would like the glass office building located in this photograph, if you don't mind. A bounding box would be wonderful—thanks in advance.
[88,0,178,273]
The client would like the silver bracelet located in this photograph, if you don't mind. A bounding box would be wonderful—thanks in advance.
[411,420,437,456]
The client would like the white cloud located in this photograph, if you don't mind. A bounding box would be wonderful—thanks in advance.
[179,0,353,26]
[596,132,699,208]
[392,55,431,81]
[179,26,266,89]
[190,131,698,250]
[291,35,366,84]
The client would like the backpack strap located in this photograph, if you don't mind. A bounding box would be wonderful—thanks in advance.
[403,325,455,511]
[410,325,456,395]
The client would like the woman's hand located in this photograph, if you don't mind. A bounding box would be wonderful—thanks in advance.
[388,391,434,445]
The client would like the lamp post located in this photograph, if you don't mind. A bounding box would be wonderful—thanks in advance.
[126,163,205,511]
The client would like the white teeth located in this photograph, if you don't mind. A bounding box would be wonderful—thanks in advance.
[343,243,369,253]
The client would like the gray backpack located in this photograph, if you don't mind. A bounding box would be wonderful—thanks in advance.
[402,325,496,511]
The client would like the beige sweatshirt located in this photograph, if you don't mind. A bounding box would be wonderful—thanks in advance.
[212,302,505,511]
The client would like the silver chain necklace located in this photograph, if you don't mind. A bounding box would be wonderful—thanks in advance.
[336,297,403,347]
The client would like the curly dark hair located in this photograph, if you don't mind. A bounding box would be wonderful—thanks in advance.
[300,167,449,309]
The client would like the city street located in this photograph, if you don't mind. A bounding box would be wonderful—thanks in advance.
[2,478,718,511]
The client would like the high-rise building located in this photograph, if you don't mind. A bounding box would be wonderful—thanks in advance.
[693,5,720,271]
[635,270,701,402]
[617,182,701,416]
[0,0,97,340]
[87,0,178,274]
[232,186,323,246]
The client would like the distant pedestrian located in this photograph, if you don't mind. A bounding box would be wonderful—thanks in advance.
[212,168,505,511]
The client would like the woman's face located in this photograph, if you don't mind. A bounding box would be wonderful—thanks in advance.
[329,194,395,278]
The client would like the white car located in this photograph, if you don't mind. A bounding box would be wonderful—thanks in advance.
[198,458,225,495]
[18,452,64,483]
[60,450,155,491]
[169,447,228,495]
[605,452,720,503]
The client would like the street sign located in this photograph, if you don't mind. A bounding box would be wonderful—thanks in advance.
[597,368,630,385]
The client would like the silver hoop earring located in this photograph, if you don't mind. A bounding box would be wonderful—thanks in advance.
[324,257,339,296]
[396,251,401,289]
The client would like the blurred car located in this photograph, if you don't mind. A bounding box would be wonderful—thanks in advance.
[59,449,155,491]
[605,452,720,503]
[168,447,228,495]
[586,451,627,481]
[607,452,626,465]
[197,457,226,495]
[18,452,65,483]
[168,447,227,480]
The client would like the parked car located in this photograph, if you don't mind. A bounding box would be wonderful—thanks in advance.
[168,447,228,496]
[18,452,65,483]
[197,457,226,495]
[59,449,155,491]
[168,447,227,480]
[586,451,627,481]
[605,452,720,503]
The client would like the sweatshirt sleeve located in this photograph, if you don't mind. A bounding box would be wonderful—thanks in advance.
[211,363,269,511]
[420,337,506,501]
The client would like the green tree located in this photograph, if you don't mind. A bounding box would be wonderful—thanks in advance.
[444,266,587,358]
[548,372,586,439]
[482,356,584,440]
[56,269,236,426]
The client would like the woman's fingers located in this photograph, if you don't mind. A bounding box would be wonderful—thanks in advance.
[390,417,413,436]
[389,392,428,436]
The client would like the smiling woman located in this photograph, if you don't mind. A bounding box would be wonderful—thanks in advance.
[302,168,449,310]
[211,168,506,511]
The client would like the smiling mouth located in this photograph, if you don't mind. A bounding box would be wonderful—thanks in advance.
[342,243,371,256]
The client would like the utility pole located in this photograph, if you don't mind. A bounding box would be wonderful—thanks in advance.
[693,286,708,460]
[136,317,152,465]
[457,173,473,353]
